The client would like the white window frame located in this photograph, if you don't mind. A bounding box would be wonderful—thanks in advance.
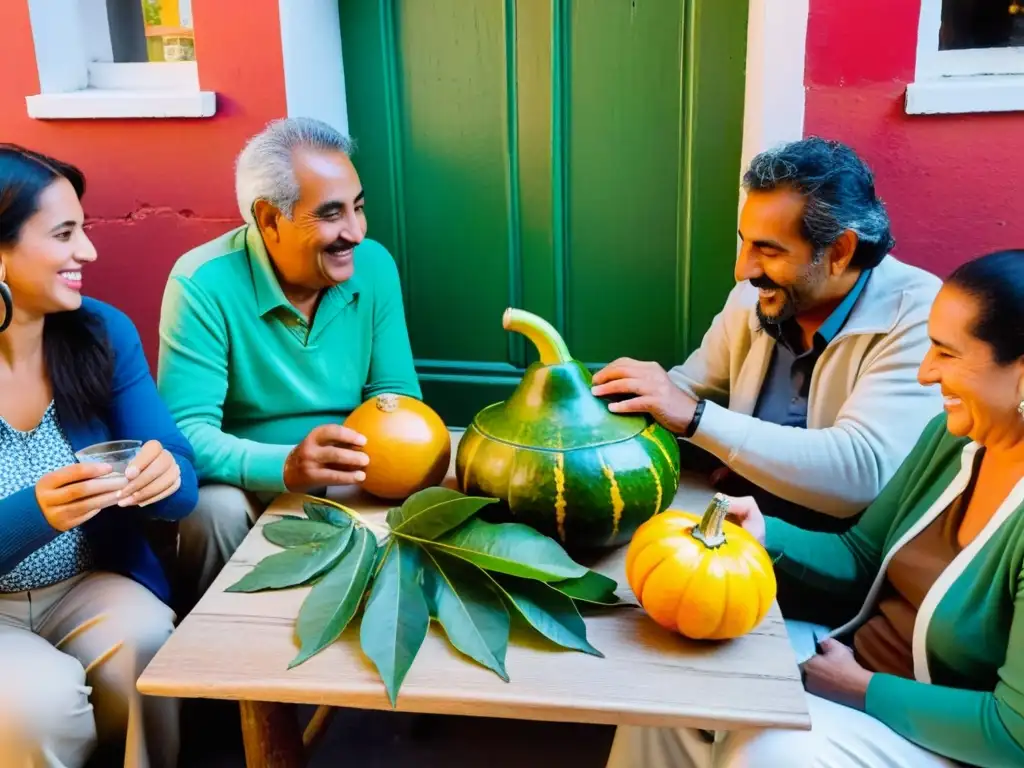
[906,0,1024,115]
[25,0,215,120]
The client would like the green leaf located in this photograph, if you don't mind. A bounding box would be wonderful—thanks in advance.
[384,506,403,529]
[420,547,510,681]
[226,527,352,593]
[549,571,627,606]
[359,539,430,707]
[489,574,603,657]
[303,501,352,528]
[263,517,345,548]
[386,487,498,541]
[432,518,588,582]
[289,526,378,668]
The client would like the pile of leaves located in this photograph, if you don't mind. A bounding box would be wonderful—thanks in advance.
[226,487,628,705]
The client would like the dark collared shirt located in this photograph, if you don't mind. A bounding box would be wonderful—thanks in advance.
[752,269,871,428]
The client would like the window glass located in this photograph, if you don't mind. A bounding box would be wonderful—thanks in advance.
[107,0,195,63]
[939,1,1024,50]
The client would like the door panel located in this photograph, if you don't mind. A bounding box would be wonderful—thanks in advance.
[394,1,513,364]
[565,0,686,366]
[339,0,748,427]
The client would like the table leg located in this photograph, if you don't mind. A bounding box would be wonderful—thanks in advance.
[302,705,335,752]
[239,700,306,768]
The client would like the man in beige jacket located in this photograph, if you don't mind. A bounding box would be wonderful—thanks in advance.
[592,137,943,530]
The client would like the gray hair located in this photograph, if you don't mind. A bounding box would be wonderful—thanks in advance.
[234,117,355,225]
[743,136,895,270]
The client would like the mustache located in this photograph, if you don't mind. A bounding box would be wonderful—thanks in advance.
[749,275,781,290]
[324,238,357,255]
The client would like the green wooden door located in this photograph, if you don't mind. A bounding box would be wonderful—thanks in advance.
[339,0,747,427]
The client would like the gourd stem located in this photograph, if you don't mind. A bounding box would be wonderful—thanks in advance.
[503,307,572,365]
[692,493,729,548]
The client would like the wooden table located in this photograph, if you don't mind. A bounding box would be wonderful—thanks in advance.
[138,430,810,767]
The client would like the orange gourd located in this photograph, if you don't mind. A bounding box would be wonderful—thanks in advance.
[625,494,777,640]
[342,393,451,501]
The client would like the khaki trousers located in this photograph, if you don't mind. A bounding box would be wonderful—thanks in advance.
[604,620,964,768]
[0,571,179,768]
[175,484,271,614]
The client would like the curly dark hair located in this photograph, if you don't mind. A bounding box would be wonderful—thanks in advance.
[743,136,895,270]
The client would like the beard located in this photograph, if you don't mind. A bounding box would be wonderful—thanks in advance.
[750,257,830,332]
[751,275,799,331]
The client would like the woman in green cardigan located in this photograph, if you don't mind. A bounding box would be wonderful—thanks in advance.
[606,249,1024,768]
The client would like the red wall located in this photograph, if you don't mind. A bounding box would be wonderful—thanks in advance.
[804,0,1024,276]
[0,0,287,364]
[7,0,1019,361]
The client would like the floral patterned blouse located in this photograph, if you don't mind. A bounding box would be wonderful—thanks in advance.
[0,402,93,592]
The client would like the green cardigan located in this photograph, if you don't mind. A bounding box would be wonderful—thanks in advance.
[766,413,1024,768]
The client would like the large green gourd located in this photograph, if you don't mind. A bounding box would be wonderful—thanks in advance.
[455,308,681,552]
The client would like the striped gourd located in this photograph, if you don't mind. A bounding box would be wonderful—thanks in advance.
[455,308,681,552]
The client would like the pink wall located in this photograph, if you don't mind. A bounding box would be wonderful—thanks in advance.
[804,0,1024,276]
[0,0,288,365]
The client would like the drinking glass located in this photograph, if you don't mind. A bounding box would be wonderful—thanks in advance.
[75,440,142,476]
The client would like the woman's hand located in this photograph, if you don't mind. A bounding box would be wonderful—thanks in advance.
[720,494,766,544]
[36,463,129,531]
[801,638,875,711]
[116,440,181,508]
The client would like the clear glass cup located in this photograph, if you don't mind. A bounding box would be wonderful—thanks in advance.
[75,440,142,476]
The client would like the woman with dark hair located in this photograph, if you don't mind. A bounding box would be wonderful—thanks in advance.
[607,249,1024,767]
[0,144,197,768]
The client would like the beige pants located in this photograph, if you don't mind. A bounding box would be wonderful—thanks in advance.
[0,571,179,768]
[604,620,963,768]
[175,484,270,613]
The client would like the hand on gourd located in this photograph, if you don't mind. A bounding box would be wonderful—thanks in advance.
[590,358,699,434]
[717,494,766,545]
[800,638,874,711]
[36,462,129,531]
[116,439,182,508]
[284,424,369,492]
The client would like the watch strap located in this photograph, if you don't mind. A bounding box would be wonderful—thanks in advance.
[683,398,705,438]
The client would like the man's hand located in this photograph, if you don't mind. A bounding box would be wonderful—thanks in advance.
[36,463,129,532]
[718,495,766,545]
[800,638,874,711]
[284,424,370,492]
[590,357,698,434]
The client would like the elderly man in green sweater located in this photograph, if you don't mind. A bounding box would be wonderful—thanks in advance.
[157,117,421,611]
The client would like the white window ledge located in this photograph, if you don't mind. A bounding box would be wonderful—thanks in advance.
[906,75,1024,115]
[26,89,215,120]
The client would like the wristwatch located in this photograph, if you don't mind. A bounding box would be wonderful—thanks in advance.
[683,398,705,438]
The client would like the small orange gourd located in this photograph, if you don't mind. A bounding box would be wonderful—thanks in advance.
[625,494,777,640]
[342,393,451,501]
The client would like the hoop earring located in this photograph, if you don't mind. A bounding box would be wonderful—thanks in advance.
[0,280,11,333]
[1018,399,1024,421]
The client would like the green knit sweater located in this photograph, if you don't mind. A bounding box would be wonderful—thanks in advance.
[157,225,421,492]
[765,413,1024,767]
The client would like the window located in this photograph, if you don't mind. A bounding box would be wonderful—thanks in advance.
[99,0,196,64]
[906,0,1024,115]
[940,1,1024,49]
[26,0,215,120]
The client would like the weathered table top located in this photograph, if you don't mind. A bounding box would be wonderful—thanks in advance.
[138,430,810,732]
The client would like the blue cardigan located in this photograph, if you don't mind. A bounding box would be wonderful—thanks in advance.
[0,298,198,604]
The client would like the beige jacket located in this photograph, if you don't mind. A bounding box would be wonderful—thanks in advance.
[669,255,944,518]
